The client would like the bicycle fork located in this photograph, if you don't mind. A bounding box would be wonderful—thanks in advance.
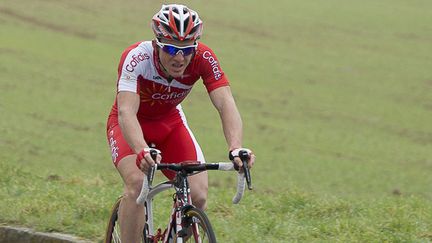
[166,195,202,242]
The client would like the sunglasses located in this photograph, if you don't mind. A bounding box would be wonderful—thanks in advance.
[156,40,197,56]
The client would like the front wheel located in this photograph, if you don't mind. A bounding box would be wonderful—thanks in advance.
[177,207,216,243]
[105,197,150,243]
[104,197,122,243]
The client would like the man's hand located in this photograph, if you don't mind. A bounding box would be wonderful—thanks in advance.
[229,148,255,172]
[136,148,162,173]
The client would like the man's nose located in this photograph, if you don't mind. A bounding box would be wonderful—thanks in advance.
[172,52,185,61]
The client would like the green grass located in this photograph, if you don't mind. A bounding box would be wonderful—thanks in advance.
[1,0,432,242]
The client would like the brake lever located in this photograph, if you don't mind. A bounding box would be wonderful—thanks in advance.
[147,149,159,187]
[239,150,253,190]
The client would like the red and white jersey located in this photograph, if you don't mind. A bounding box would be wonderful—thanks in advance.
[109,41,229,120]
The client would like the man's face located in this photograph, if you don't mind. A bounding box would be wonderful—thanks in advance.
[157,38,196,78]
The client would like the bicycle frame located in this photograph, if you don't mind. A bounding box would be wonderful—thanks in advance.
[144,171,201,243]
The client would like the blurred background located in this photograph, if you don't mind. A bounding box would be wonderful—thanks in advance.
[1,0,431,241]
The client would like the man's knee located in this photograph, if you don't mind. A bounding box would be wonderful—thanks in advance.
[192,183,208,210]
[189,171,208,210]
[123,173,144,199]
[193,194,208,210]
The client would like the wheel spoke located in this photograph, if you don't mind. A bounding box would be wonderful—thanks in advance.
[113,223,121,243]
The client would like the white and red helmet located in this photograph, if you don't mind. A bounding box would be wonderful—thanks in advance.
[151,4,203,41]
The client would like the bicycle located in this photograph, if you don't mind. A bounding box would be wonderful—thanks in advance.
[105,150,253,243]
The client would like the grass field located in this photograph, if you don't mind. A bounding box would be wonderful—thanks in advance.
[1,0,432,242]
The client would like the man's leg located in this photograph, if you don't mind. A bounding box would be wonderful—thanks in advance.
[116,154,145,243]
[161,126,209,210]
[188,170,208,210]
[161,106,209,210]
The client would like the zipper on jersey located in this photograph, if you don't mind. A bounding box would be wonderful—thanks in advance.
[167,76,174,93]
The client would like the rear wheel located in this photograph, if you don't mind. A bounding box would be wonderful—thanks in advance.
[176,207,216,243]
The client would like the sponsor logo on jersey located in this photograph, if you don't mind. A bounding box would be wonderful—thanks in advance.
[203,51,222,80]
[153,76,163,80]
[140,83,191,106]
[125,52,150,72]
[151,90,190,101]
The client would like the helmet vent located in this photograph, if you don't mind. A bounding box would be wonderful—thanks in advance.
[184,17,190,31]
[190,25,198,35]
[174,18,181,34]
[172,6,179,14]
[161,22,173,34]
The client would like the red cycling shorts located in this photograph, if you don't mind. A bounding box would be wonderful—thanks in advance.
[106,105,205,179]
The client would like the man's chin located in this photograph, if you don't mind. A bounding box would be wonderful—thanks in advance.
[168,69,185,78]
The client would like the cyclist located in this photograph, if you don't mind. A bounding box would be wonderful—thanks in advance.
[106,4,255,242]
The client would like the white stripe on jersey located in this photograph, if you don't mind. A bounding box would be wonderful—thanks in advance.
[176,105,206,164]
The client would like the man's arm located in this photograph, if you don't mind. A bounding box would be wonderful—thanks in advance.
[209,86,243,151]
[118,91,160,172]
[117,91,148,154]
[209,86,255,168]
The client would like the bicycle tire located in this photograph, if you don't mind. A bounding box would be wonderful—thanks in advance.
[176,207,217,243]
[105,197,149,243]
[104,197,122,243]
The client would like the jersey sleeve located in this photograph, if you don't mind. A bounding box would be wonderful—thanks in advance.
[196,44,230,93]
[116,43,143,93]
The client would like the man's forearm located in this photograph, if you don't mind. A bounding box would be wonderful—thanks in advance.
[119,112,148,154]
[219,99,243,150]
